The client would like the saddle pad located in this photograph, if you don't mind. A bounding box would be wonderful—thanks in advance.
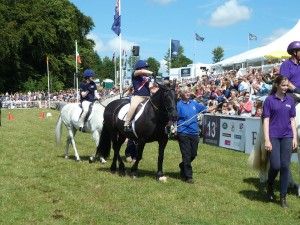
[118,99,149,122]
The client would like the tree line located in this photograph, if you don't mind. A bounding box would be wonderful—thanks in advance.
[0,0,223,93]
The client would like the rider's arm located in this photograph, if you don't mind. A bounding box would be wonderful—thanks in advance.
[133,69,154,77]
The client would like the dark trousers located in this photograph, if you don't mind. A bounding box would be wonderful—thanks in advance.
[268,138,292,196]
[178,133,199,179]
[125,139,137,159]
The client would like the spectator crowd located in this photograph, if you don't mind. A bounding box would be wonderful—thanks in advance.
[0,65,279,117]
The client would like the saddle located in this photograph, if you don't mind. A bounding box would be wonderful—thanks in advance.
[79,102,95,123]
[118,98,149,122]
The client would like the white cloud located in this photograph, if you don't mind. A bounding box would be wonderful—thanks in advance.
[87,33,105,53]
[159,59,168,74]
[108,37,137,54]
[87,33,137,56]
[209,0,252,27]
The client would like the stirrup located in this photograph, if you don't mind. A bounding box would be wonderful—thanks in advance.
[124,125,132,132]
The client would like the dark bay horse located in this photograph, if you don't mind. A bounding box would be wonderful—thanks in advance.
[90,83,178,180]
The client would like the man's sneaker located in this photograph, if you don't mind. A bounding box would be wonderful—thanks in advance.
[185,178,194,184]
[124,125,132,132]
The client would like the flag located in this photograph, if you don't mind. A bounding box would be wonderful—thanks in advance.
[76,49,81,64]
[112,52,115,62]
[195,33,204,41]
[122,49,127,57]
[171,39,180,59]
[111,0,121,36]
[249,33,257,41]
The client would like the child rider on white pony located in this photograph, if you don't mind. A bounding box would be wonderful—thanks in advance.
[79,69,101,132]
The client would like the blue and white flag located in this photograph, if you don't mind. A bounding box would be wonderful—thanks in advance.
[111,0,121,36]
[171,39,180,59]
[249,33,257,41]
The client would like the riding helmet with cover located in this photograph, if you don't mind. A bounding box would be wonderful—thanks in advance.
[83,69,95,78]
[287,41,300,55]
[135,60,149,70]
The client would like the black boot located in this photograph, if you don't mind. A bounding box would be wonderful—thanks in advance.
[280,195,288,208]
[267,183,275,201]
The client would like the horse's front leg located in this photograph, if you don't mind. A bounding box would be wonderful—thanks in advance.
[130,142,146,179]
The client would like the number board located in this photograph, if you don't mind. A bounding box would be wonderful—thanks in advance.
[202,114,220,146]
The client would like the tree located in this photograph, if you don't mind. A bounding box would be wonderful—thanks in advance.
[212,46,224,63]
[146,57,160,75]
[164,46,193,74]
[0,0,99,93]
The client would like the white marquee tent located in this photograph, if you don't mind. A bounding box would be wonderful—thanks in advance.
[216,19,300,67]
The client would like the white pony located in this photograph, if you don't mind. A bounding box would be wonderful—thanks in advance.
[248,98,300,196]
[55,95,120,162]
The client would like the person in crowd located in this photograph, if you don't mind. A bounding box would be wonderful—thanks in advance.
[177,86,216,184]
[237,91,253,117]
[263,75,297,208]
[237,77,250,96]
[124,60,155,132]
[227,101,236,115]
[280,41,300,94]
[79,69,100,132]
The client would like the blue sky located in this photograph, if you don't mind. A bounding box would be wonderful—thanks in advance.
[70,0,299,73]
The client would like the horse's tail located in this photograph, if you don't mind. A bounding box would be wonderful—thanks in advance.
[96,122,111,159]
[55,115,63,146]
[247,120,268,171]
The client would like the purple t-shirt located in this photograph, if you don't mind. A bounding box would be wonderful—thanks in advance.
[262,94,296,138]
[280,59,300,91]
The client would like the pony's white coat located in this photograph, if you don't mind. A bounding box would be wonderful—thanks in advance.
[55,95,120,162]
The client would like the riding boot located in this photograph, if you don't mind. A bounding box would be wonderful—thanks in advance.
[79,111,87,132]
[280,195,288,208]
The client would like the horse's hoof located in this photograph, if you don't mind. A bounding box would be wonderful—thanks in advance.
[65,155,69,159]
[100,158,107,164]
[88,157,94,163]
[76,159,81,162]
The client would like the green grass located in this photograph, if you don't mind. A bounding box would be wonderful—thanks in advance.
[0,108,299,225]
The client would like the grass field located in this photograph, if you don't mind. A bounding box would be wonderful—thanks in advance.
[0,108,299,225]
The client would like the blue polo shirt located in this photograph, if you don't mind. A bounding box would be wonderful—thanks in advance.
[280,59,300,91]
[177,99,207,135]
[262,93,296,138]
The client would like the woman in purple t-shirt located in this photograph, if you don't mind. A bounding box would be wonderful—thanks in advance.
[263,75,297,208]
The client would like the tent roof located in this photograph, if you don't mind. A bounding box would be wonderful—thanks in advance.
[216,19,300,67]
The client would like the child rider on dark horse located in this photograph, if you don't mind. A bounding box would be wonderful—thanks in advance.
[124,60,155,132]
[79,69,101,132]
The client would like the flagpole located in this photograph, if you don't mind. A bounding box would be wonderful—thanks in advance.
[194,32,196,64]
[247,33,249,51]
[119,0,123,94]
[169,38,171,76]
[46,56,50,109]
[75,40,79,103]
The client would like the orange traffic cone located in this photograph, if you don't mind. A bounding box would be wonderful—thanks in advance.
[8,112,14,121]
[39,112,45,119]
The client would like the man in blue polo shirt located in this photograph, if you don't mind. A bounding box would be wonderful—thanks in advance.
[280,41,300,93]
[177,86,216,184]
